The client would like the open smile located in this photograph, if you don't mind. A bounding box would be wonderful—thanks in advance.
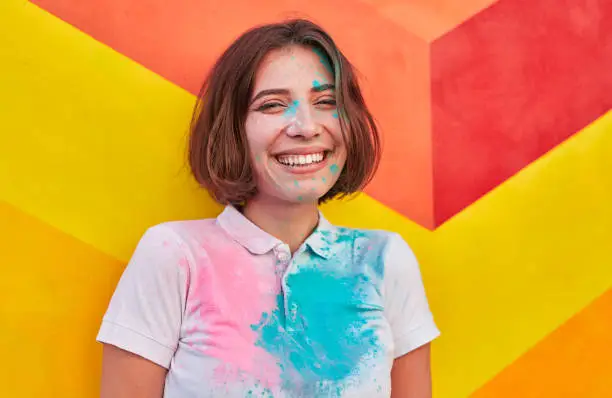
[272,150,333,174]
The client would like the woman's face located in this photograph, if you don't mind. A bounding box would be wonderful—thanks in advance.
[244,45,347,204]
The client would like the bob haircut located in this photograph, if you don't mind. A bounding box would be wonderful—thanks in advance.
[188,18,381,205]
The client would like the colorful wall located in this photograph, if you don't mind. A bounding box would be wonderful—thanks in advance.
[1,0,611,397]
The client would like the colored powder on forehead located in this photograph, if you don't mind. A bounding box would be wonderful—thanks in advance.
[312,47,334,75]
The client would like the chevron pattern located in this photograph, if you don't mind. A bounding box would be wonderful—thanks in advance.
[0,0,610,397]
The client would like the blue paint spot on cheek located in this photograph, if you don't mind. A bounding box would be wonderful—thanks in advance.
[332,112,338,119]
[313,79,321,88]
[294,180,300,187]
[322,177,327,183]
[330,164,339,174]
[297,196,303,201]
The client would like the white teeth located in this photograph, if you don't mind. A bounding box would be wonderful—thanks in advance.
[277,152,326,166]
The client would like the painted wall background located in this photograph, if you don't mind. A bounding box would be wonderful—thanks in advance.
[1,0,611,397]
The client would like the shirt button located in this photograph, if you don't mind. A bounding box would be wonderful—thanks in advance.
[277,251,290,263]
[289,303,298,321]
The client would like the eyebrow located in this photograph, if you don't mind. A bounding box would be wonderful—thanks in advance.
[312,83,335,93]
[250,84,335,105]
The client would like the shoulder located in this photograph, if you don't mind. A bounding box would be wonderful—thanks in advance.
[330,224,412,258]
[128,217,223,269]
[328,224,416,276]
[150,218,220,246]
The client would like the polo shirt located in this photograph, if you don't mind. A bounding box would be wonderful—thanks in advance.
[97,205,440,397]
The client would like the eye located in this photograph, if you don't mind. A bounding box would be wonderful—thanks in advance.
[315,98,337,108]
[255,102,286,112]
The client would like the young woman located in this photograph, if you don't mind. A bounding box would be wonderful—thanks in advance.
[98,19,440,398]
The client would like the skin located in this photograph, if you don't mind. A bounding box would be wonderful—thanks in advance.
[242,45,346,253]
[391,344,433,398]
[100,45,432,398]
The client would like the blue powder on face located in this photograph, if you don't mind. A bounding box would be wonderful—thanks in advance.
[313,79,321,88]
[294,180,300,187]
[284,100,299,117]
[330,164,339,174]
[312,47,334,75]
[297,196,303,201]
[332,112,338,119]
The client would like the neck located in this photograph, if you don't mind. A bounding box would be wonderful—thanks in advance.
[242,195,320,253]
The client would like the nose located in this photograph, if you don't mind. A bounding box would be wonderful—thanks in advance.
[285,101,320,139]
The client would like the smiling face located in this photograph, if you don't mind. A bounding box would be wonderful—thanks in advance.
[244,45,347,204]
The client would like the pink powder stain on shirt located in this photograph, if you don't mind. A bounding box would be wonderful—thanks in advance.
[187,237,282,389]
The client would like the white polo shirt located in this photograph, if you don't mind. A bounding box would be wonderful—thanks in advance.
[97,205,440,397]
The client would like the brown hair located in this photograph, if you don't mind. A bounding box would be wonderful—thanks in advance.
[188,18,381,205]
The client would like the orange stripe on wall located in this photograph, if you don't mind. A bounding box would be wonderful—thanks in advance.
[470,288,612,398]
[0,201,125,398]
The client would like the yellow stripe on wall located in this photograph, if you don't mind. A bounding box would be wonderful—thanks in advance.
[0,201,125,397]
[0,0,220,262]
[471,288,612,398]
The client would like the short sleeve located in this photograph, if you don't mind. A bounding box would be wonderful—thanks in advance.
[96,224,190,369]
[383,233,440,358]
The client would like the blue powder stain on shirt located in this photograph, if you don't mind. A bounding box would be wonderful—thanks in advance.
[253,270,380,388]
[284,100,299,117]
[329,164,339,174]
[251,228,388,393]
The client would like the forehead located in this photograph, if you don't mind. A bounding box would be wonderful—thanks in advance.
[252,45,334,91]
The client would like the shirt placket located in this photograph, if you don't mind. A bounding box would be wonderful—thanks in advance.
[274,244,304,334]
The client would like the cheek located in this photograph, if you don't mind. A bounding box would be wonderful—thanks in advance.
[245,117,277,154]
[331,128,348,154]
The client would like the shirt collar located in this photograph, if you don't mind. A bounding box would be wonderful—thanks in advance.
[304,211,337,259]
[217,205,338,259]
[216,205,281,255]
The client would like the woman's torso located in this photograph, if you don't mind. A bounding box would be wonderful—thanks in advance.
[162,207,398,397]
